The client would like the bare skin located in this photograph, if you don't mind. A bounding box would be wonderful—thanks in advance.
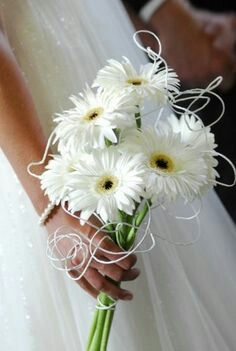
[123,0,236,89]
[0,30,139,301]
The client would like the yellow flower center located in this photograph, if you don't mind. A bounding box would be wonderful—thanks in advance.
[96,175,119,194]
[127,77,147,86]
[84,107,104,122]
[149,153,174,173]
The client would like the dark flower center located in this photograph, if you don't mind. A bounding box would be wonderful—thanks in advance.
[96,175,119,194]
[89,112,99,120]
[84,107,104,122]
[156,158,168,170]
[149,152,174,173]
[103,180,113,190]
[127,77,147,86]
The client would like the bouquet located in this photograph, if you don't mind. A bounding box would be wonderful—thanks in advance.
[28,31,235,350]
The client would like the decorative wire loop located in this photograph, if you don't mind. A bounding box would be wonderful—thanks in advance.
[46,226,89,277]
[133,30,162,56]
[27,30,235,310]
[133,29,171,93]
[172,76,225,130]
[96,295,117,311]
[27,130,56,179]
[46,198,203,287]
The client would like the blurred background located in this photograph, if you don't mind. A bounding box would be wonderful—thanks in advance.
[123,0,236,223]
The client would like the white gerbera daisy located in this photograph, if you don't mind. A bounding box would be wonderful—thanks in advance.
[167,114,217,151]
[54,86,137,152]
[40,151,81,205]
[67,148,145,224]
[93,56,180,104]
[166,114,219,191]
[121,126,209,202]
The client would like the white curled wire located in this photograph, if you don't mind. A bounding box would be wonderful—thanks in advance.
[207,151,236,188]
[47,198,203,281]
[61,200,156,258]
[46,201,154,279]
[46,226,89,273]
[150,201,202,246]
[172,77,225,130]
[46,203,156,311]
[46,197,204,311]
[27,130,56,179]
[133,30,162,56]
[133,30,174,98]
[96,295,117,311]
[132,31,226,137]
[35,30,235,311]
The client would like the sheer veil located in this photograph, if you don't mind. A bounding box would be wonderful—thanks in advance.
[0,0,147,136]
[0,1,236,350]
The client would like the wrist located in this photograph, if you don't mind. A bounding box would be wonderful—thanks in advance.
[149,0,191,31]
[139,0,168,22]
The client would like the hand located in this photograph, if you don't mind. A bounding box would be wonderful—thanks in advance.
[45,206,140,301]
[146,0,236,89]
[194,9,236,90]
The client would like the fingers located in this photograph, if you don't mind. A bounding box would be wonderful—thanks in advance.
[84,267,134,301]
[71,236,138,274]
[99,237,137,270]
[87,231,138,271]
[69,270,99,299]
[91,259,140,282]
[200,12,236,76]
[69,224,139,300]
[70,256,140,300]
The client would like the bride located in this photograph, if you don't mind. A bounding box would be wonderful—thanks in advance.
[0,0,236,350]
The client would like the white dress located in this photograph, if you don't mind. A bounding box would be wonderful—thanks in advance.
[0,1,236,350]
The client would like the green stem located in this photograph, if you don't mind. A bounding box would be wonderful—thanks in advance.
[105,138,113,147]
[125,226,136,250]
[125,201,151,249]
[105,223,116,241]
[86,201,151,350]
[87,294,108,351]
[87,292,116,351]
[86,308,99,350]
[100,308,115,350]
[135,201,150,227]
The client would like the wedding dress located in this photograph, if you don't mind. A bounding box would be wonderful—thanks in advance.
[0,1,236,350]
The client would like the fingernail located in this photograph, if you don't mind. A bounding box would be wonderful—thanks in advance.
[123,292,133,301]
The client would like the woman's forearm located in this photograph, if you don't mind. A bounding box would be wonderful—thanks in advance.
[0,31,49,215]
